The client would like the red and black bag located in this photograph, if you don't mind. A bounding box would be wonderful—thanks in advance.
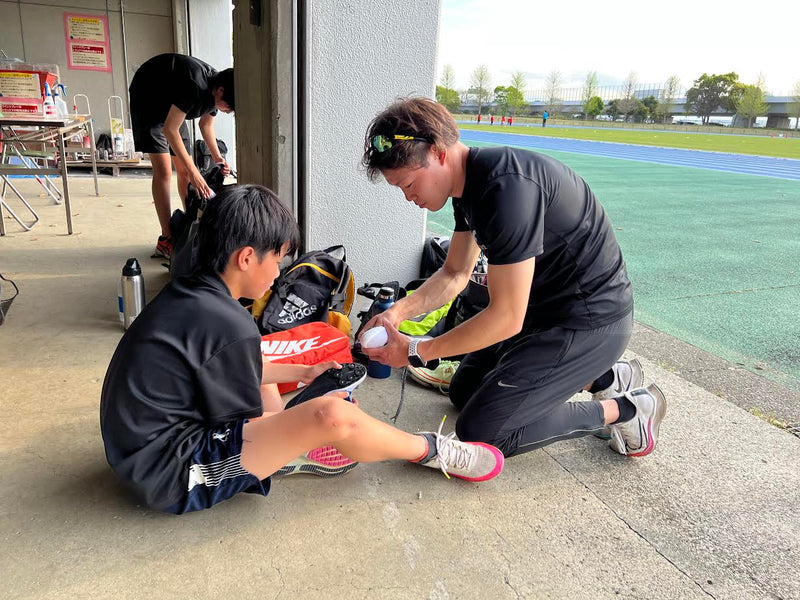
[260,322,352,394]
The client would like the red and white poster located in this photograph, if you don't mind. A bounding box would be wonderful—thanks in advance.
[64,13,111,72]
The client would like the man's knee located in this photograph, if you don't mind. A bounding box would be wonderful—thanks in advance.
[150,158,172,179]
[448,370,472,411]
[456,416,516,456]
[454,414,494,446]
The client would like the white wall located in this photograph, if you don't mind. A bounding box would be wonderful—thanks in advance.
[187,0,236,170]
[0,0,174,136]
[306,1,441,287]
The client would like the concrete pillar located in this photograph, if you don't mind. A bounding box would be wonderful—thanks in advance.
[232,1,440,286]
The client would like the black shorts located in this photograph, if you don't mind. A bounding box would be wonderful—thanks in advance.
[163,420,270,514]
[131,113,191,156]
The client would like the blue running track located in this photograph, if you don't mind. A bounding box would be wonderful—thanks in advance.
[459,129,800,181]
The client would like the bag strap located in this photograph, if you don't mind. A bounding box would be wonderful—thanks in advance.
[0,273,19,300]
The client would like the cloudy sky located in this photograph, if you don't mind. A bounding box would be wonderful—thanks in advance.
[437,0,798,96]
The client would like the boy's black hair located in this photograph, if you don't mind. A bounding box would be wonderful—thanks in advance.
[198,184,300,274]
[210,68,235,111]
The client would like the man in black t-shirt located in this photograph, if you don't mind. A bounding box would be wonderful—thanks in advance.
[100,184,505,513]
[360,97,667,460]
[129,53,235,259]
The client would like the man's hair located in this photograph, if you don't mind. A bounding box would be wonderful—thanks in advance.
[198,184,299,274]
[362,97,459,181]
[210,68,235,111]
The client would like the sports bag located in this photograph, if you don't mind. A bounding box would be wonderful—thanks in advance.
[193,138,228,174]
[253,245,355,337]
[261,322,353,394]
[169,164,230,279]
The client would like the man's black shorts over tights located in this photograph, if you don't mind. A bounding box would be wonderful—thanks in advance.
[450,312,633,457]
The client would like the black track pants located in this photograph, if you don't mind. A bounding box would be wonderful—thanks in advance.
[449,312,633,456]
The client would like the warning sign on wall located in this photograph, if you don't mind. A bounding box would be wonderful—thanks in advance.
[64,13,111,72]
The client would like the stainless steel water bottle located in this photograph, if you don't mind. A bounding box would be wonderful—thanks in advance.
[120,258,145,330]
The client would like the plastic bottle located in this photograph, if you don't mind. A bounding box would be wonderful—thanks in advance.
[120,258,145,330]
[53,84,69,117]
[366,287,395,379]
[42,83,56,117]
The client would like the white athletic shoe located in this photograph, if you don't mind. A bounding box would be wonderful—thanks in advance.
[416,417,504,482]
[592,358,644,400]
[608,384,667,457]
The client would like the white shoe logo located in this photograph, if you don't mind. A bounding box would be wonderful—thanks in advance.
[497,381,518,388]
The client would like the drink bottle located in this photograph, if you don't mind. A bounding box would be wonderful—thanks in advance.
[120,258,145,330]
[366,287,395,379]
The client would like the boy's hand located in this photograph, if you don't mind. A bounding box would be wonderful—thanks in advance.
[301,361,341,384]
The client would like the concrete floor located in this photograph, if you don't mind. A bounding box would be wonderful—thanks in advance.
[1,176,799,600]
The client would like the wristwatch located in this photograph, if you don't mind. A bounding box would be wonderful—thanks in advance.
[408,338,439,370]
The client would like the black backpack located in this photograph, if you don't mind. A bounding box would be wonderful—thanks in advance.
[169,165,230,279]
[252,246,356,337]
[193,138,228,174]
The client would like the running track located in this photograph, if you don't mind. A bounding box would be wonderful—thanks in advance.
[459,129,800,181]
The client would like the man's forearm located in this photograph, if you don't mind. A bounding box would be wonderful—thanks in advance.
[163,127,197,174]
[391,267,469,322]
[418,304,521,363]
[198,122,223,161]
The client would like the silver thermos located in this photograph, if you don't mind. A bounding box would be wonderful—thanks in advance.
[120,258,145,330]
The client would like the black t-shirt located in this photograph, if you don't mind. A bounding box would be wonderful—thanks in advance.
[453,146,632,330]
[129,53,218,123]
[100,271,263,510]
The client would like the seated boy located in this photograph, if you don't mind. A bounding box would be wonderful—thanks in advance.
[100,184,504,514]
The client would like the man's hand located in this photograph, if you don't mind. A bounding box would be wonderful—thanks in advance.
[211,156,231,175]
[189,168,213,199]
[358,306,402,345]
[361,317,411,368]
[301,361,341,384]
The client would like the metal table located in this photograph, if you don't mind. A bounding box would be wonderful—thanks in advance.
[0,114,99,235]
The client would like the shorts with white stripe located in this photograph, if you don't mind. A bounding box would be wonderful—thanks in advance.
[449,312,632,457]
[164,420,270,514]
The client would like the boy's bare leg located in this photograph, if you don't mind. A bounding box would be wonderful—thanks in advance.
[149,153,173,237]
[171,155,190,209]
[241,395,426,480]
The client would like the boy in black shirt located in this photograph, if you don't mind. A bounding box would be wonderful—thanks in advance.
[129,53,235,259]
[100,184,504,513]
[360,98,666,460]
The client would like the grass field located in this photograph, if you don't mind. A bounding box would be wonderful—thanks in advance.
[459,123,800,159]
[427,142,800,391]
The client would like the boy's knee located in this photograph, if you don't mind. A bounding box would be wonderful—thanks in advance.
[310,396,357,437]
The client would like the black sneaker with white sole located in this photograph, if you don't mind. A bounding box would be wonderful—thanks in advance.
[284,362,367,409]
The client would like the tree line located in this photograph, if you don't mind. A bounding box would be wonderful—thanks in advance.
[436,65,800,129]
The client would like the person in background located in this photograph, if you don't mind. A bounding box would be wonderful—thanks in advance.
[129,53,234,259]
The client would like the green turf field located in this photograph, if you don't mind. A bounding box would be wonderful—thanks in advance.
[459,124,800,159]
[427,142,800,391]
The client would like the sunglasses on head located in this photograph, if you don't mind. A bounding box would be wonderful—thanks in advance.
[371,133,431,153]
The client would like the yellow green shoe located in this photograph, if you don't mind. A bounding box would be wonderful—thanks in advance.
[407,360,459,394]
